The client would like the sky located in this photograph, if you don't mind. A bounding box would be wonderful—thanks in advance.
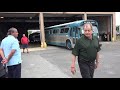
[116,12,120,26]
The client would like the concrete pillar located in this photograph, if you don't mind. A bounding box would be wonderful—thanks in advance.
[110,15,113,41]
[112,13,116,41]
[107,16,111,41]
[84,12,87,20]
[39,12,47,48]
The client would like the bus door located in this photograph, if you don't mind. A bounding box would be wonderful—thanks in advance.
[71,26,79,44]
[78,26,84,36]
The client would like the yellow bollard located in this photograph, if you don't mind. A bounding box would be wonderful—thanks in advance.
[43,42,47,48]
[41,42,44,48]
[112,37,115,42]
[41,42,47,48]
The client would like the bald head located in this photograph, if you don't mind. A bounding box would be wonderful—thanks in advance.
[7,27,18,38]
[7,27,18,35]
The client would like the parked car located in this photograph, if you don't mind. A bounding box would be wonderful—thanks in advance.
[29,32,41,43]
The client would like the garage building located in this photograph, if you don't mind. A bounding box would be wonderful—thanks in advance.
[0,12,116,48]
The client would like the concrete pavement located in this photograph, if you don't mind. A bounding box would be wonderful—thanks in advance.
[21,50,70,78]
[21,41,120,78]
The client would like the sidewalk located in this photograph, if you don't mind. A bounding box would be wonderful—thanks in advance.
[20,45,60,52]
[21,50,71,78]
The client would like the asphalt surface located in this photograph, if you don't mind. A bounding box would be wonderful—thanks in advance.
[21,41,120,78]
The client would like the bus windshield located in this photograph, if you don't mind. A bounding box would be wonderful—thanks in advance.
[92,26,98,33]
[79,26,99,35]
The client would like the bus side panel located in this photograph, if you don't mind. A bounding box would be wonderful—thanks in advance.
[46,34,66,46]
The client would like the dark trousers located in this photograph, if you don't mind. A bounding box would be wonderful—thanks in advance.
[78,60,95,78]
[7,63,21,78]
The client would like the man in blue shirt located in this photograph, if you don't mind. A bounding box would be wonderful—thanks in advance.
[0,27,22,78]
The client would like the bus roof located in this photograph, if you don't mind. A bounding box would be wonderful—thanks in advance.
[45,20,97,29]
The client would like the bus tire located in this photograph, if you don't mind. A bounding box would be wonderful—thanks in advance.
[66,40,72,50]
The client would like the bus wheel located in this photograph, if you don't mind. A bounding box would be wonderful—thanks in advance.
[66,40,72,50]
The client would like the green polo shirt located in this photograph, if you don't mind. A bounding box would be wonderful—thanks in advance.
[72,35,101,61]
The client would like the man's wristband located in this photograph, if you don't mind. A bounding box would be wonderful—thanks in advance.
[3,57,6,60]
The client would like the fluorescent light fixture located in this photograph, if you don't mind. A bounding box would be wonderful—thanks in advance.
[0,17,4,18]
[30,17,32,19]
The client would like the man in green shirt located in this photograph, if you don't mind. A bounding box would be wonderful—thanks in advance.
[71,23,101,78]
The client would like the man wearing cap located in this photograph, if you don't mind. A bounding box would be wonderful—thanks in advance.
[0,27,22,78]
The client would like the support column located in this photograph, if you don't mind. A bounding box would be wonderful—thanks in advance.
[84,12,87,20]
[112,13,116,42]
[107,16,110,41]
[110,15,113,41]
[39,12,47,48]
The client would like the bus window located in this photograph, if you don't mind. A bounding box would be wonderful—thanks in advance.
[56,29,60,33]
[77,27,80,32]
[60,28,69,33]
[50,30,53,34]
[73,26,79,37]
[53,29,58,34]
[79,26,84,35]
[81,29,84,34]
[53,30,55,34]
[73,26,77,31]
[45,30,49,35]
[92,26,98,33]
[76,29,79,37]
[64,28,69,33]
[92,26,99,38]
[60,28,64,33]
[70,28,72,36]
[79,26,99,38]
